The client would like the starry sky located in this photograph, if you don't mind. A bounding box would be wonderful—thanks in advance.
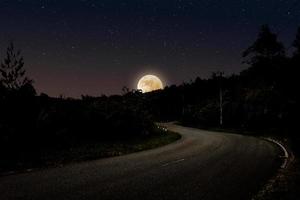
[0,0,299,97]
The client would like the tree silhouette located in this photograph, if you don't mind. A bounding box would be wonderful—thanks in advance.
[242,25,285,65]
[0,42,32,90]
[122,86,130,95]
[241,25,286,88]
[293,27,300,58]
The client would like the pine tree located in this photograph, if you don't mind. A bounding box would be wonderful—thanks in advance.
[292,27,300,58]
[241,25,286,88]
[242,25,285,65]
[0,42,32,90]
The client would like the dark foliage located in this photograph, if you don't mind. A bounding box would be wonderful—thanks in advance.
[293,27,300,57]
[1,25,300,170]
[144,25,299,147]
[0,42,33,90]
[0,44,155,171]
[0,93,156,171]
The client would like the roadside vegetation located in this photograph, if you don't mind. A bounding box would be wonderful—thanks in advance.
[0,127,180,174]
[141,25,300,200]
[143,25,299,154]
[0,43,180,173]
[1,25,299,195]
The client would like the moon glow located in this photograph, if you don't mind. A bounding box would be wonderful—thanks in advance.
[137,75,163,93]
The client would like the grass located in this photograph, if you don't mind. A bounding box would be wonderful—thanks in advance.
[253,157,300,200]
[0,129,181,175]
[42,130,181,165]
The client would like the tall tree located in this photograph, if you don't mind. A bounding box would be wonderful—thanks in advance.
[292,27,300,58]
[0,42,32,90]
[241,25,286,88]
[242,25,285,65]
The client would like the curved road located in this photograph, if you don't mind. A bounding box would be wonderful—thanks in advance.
[0,123,281,200]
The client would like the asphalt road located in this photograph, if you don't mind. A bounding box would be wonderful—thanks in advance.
[0,123,281,200]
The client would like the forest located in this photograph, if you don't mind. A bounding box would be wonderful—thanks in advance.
[0,25,299,171]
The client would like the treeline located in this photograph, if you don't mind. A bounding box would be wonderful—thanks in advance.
[142,25,299,146]
[0,44,155,169]
[0,90,155,151]
[1,25,299,165]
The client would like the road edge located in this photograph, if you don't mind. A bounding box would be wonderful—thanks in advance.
[0,128,181,178]
[263,138,290,169]
[252,137,295,200]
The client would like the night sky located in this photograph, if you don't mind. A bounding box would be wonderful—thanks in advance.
[0,0,299,97]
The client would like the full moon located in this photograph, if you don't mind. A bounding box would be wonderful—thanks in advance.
[137,74,163,93]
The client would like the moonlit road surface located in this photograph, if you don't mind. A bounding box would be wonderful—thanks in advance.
[0,123,281,200]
